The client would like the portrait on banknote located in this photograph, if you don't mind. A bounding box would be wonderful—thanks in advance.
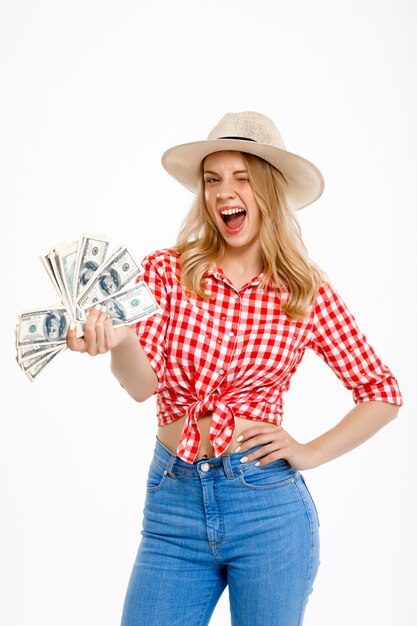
[105,299,127,322]
[44,311,67,341]
[99,269,120,296]
[79,260,99,287]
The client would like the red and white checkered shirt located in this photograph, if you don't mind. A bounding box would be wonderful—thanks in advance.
[132,248,403,463]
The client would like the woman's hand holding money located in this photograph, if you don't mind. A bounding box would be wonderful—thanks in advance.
[17,233,160,381]
[67,304,133,355]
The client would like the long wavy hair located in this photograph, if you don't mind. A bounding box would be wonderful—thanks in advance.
[175,152,325,319]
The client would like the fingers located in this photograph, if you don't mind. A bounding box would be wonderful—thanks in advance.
[84,304,111,355]
[234,425,286,466]
[242,444,285,467]
[236,425,283,448]
[103,315,121,349]
[67,304,113,355]
[67,322,87,353]
[93,306,110,354]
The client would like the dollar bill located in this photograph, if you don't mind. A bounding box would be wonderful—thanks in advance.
[17,307,84,346]
[73,234,110,301]
[48,252,72,314]
[17,342,63,363]
[77,246,142,311]
[89,281,161,326]
[40,253,62,301]
[56,241,78,319]
[40,241,79,320]
[24,345,67,381]
[18,345,64,370]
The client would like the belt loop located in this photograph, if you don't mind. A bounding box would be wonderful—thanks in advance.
[222,454,234,479]
[164,451,177,477]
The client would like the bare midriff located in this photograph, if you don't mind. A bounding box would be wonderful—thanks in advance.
[156,413,269,460]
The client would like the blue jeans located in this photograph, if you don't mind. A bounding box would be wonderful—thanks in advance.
[121,438,320,626]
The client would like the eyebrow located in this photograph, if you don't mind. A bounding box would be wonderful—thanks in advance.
[203,169,249,176]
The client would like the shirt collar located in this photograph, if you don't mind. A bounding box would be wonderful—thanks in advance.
[204,264,265,288]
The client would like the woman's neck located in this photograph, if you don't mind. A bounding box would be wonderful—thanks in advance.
[217,247,263,289]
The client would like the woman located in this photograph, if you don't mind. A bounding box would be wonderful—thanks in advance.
[67,111,403,626]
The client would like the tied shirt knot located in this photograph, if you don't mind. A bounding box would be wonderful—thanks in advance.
[176,391,235,462]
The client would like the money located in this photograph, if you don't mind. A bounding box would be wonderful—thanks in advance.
[15,307,70,381]
[18,345,60,367]
[73,234,110,302]
[17,307,71,346]
[40,241,78,320]
[16,233,160,381]
[40,234,110,322]
[56,241,78,318]
[17,341,65,361]
[24,346,67,381]
[89,281,161,327]
[77,246,142,312]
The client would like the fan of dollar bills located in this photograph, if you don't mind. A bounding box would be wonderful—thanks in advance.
[15,234,160,381]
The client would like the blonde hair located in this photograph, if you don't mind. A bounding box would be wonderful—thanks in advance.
[175,152,324,319]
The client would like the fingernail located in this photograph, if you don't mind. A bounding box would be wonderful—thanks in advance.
[69,322,76,331]
[234,446,241,453]
[101,305,107,313]
[255,461,260,467]
[240,456,248,463]
[236,435,243,442]
[95,304,102,311]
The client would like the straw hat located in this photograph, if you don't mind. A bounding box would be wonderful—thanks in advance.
[161,111,324,210]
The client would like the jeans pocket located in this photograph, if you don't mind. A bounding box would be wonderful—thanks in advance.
[238,461,296,490]
[146,459,169,493]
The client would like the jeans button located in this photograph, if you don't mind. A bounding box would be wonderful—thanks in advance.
[200,462,210,472]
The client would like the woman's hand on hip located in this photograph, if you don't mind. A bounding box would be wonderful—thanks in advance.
[234,424,319,470]
[66,304,133,355]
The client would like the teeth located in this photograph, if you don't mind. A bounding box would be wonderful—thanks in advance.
[220,208,246,216]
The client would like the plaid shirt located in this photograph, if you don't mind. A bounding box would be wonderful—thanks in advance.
[133,248,403,463]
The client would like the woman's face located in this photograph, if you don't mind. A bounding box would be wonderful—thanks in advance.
[203,151,262,253]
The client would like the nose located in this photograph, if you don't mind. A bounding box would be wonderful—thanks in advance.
[216,179,237,200]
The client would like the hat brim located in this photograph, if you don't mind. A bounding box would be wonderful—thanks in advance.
[161,139,324,210]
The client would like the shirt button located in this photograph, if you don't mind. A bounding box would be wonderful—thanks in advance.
[221,315,227,321]
[228,331,234,337]
[200,462,210,472]
[218,368,225,375]
[232,293,239,300]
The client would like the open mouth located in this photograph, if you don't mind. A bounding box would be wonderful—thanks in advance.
[220,207,247,230]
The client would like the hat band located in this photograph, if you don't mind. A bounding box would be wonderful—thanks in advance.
[218,136,257,142]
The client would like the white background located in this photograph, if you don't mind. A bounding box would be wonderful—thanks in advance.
[1,1,416,625]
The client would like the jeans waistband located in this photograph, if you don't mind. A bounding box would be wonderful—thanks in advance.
[153,437,291,479]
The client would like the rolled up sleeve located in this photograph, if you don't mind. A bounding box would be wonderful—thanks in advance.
[307,283,403,406]
[131,253,170,391]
